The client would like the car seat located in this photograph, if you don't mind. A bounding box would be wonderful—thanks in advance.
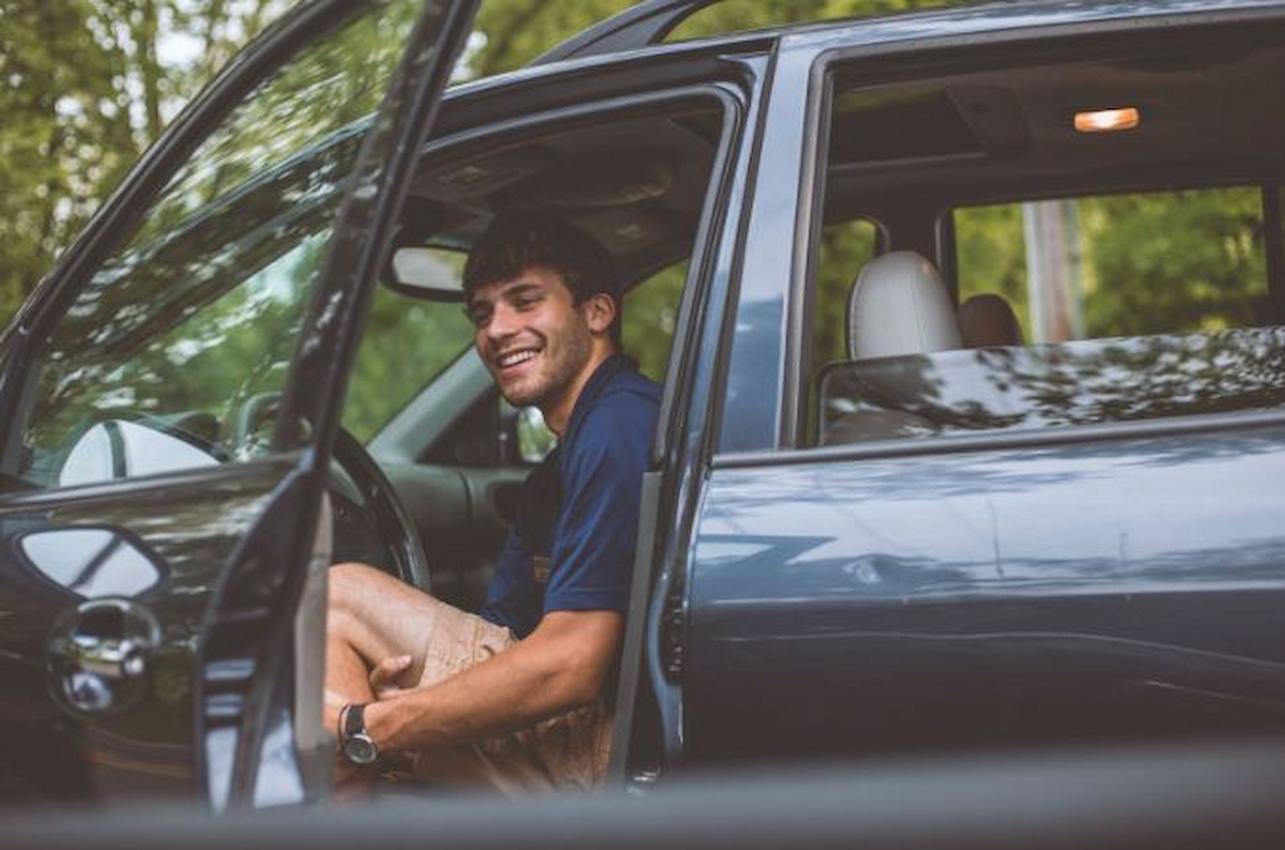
[958,293,1024,348]
[821,251,962,445]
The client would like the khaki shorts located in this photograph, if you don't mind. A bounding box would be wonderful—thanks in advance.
[403,602,612,794]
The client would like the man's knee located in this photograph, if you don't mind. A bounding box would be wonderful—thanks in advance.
[327,561,387,637]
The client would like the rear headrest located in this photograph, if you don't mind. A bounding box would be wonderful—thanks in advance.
[848,251,962,360]
[959,293,1024,348]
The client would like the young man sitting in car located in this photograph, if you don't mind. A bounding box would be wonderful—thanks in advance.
[324,213,660,792]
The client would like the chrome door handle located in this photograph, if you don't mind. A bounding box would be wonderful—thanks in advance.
[47,598,160,714]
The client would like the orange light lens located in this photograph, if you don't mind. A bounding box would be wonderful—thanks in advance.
[1074,107,1141,133]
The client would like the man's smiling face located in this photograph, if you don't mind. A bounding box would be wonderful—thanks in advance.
[467,266,594,409]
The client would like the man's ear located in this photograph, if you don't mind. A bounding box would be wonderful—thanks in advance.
[582,292,617,336]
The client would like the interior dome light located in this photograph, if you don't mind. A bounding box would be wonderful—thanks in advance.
[1074,107,1140,133]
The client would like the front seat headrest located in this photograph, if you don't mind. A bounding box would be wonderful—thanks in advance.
[848,251,962,360]
[959,293,1024,348]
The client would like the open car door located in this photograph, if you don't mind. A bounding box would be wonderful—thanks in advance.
[0,0,477,809]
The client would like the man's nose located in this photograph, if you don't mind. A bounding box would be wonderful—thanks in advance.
[486,302,520,342]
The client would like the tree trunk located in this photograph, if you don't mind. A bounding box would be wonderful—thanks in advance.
[135,0,164,142]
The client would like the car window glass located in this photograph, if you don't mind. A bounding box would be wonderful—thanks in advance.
[344,278,474,443]
[813,218,881,371]
[11,1,424,489]
[622,261,688,383]
[956,188,1269,341]
[809,50,1285,448]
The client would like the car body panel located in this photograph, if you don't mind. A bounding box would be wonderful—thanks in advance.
[686,424,1285,761]
[0,459,293,801]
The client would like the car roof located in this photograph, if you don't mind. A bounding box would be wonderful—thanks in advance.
[532,0,1285,68]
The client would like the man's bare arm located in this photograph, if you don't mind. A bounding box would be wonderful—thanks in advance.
[362,609,624,753]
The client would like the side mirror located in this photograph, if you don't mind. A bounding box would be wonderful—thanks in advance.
[59,419,220,488]
[387,246,467,302]
[19,527,166,599]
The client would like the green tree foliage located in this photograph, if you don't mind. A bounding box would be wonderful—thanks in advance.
[954,187,1269,342]
[467,0,635,77]
[16,2,424,480]
[1,0,138,321]
[0,0,292,324]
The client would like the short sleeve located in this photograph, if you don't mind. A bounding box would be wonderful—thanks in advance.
[543,390,657,614]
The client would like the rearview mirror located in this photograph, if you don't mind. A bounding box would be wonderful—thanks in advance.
[388,246,467,301]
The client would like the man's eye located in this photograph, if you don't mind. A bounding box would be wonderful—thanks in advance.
[465,306,490,327]
[514,295,541,310]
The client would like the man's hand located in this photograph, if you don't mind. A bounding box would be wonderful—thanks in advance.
[364,610,624,755]
[369,654,414,699]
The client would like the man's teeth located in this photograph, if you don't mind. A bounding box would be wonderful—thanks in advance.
[499,350,538,368]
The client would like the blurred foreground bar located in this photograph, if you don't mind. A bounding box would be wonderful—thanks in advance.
[6,737,1285,849]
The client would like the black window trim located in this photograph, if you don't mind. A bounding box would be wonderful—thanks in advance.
[774,6,1285,457]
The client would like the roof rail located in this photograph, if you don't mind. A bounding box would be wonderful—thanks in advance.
[531,0,724,66]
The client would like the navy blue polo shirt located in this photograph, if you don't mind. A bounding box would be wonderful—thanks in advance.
[479,355,661,639]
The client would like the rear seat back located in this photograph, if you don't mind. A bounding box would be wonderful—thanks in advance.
[848,251,961,359]
[959,293,1024,348]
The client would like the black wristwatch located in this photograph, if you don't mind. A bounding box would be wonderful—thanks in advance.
[339,703,379,766]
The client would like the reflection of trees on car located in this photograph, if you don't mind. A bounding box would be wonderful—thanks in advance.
[1,0,416,322]
[823,327,1285,439]
[16,4,429,485]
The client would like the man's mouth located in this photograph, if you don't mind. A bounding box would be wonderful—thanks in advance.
[495,347,541,372]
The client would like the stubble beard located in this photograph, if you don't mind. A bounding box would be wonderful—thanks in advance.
[499,322,593,412]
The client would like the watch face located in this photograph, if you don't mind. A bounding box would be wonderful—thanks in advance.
[344,735,378,766]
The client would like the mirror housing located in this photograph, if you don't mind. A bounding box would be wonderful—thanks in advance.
[386,246,467,302]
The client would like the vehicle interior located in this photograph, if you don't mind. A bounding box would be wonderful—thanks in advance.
[339,99,725,610]
[808,24,1285,447]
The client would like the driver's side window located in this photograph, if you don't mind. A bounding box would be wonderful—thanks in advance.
[7,2,424,491]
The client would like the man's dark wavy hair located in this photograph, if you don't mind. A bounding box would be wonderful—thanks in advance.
[463,213,622,344]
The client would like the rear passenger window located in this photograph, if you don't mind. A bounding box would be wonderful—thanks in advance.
[955,188,1270,342]
[623,261,689,384]
[809,46,1285,449]
[813,219,883,370]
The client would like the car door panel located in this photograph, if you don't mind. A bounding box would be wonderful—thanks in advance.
[0,460,290,800]
[687,425,1285,762]
[0,0,480,807]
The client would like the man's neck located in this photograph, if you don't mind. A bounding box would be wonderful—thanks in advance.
[542,346,615,436]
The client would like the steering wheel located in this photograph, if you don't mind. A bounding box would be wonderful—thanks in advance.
[330,427,431,591]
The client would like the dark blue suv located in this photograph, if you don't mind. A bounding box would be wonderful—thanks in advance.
[3,0,1285,810]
